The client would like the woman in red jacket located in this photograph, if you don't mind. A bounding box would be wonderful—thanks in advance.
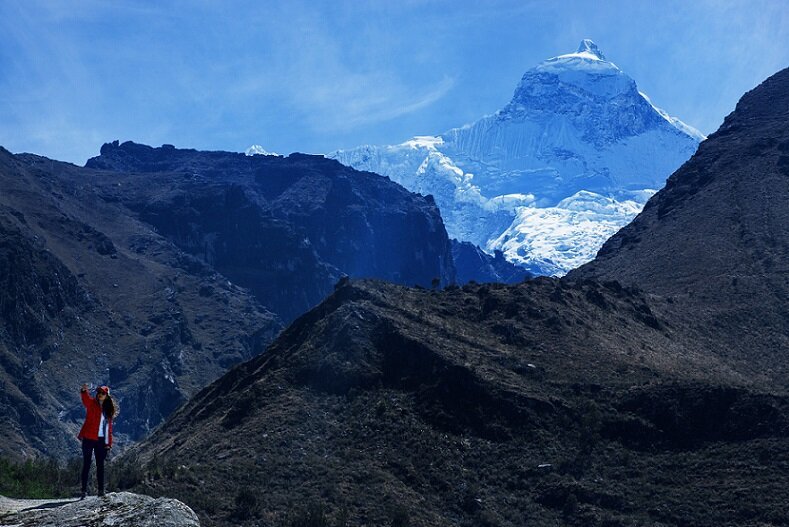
[78,383,117,498]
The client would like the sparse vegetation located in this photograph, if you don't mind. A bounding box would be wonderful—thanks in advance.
[108,279,789,527]
[0,457,80,498]
[289,501,331,527]
[232,488,261,520]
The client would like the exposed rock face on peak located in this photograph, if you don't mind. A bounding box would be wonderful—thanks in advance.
[0,492,200,527]
[330,41,702,275]
[122,69,789,526]
[576,38,605,59]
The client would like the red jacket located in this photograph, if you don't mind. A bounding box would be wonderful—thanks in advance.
[77,390,113,447]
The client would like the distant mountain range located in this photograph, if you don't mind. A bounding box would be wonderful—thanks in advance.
[330,40,703,275]
[122,68,789,526]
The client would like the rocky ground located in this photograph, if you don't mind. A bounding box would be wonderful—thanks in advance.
[0,492,199,527]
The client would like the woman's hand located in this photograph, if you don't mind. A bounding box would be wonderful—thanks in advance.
[81,383,89,392]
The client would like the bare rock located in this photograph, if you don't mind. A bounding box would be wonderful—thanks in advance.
[0,492,199,527]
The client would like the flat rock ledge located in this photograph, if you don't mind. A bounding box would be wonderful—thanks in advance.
[0,491,200,527]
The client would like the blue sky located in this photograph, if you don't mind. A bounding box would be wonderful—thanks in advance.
[1,0,787,164]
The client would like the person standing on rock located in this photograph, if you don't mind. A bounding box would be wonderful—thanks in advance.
[78,383,117,499]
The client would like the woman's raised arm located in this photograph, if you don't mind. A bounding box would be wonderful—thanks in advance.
[80,384,93,407]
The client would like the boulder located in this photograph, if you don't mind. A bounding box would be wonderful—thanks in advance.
[0,492,199,527]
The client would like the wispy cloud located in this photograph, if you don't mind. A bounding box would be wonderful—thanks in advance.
[0,0,787,161]
[328,75,457,129]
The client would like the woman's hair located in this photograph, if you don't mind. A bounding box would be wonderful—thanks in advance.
[101,394,118,419]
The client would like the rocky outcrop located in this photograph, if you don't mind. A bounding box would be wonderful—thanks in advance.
[0,492,199,527]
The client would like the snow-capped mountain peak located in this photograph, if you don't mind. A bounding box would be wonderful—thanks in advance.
[576,39,605,60]
[551,39,608,63]
[245,144,281,157]
[517,41,636,107]
[539,39,618,75]
[329,40,703,276]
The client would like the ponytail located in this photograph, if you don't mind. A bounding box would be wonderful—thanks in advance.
[102,394,118,419]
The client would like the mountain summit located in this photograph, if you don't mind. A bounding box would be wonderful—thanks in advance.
[575,38,605,59]
[330,40,703,275]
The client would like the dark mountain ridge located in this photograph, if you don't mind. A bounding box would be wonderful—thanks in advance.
[120,70,789,526]
[570,67,789,386]
[84,141,457,323]
[451,240,532,285]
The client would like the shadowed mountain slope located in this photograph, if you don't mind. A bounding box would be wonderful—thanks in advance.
[85,142,456,322]
[451,240,532,284]
[121,278,789,526]
[119,70,789,526]
[0,148,280,459]
[571,67,789,386]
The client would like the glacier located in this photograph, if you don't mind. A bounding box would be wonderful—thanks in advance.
[328,39,703,276]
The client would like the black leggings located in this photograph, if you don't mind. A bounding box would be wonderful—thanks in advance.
[81,438,108,493]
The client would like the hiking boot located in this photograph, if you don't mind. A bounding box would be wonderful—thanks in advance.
[98,490,105,497]
[80,491,86,500]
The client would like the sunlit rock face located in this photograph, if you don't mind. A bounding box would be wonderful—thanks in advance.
[0,492,201,527]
